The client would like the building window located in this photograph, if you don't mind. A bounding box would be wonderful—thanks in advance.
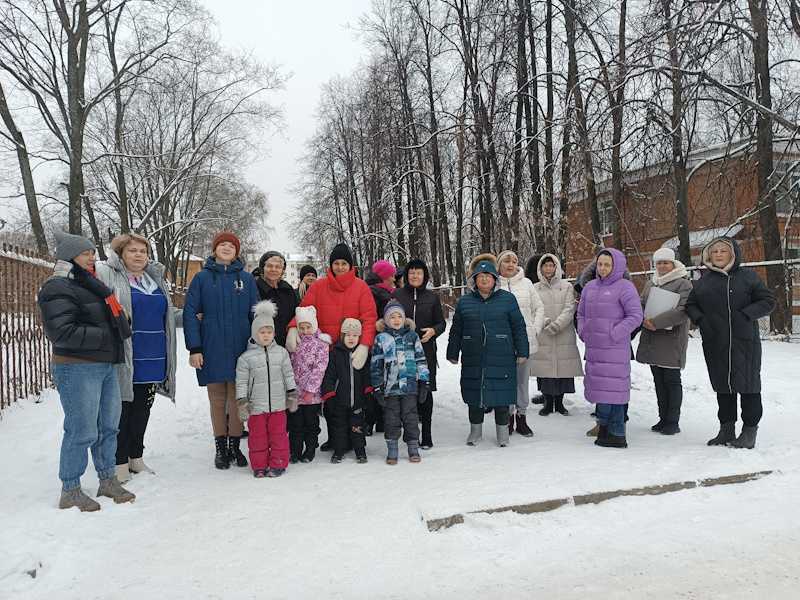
[775,163,800,214]
[599,201,615,236]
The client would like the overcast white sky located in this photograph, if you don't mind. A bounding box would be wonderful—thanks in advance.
[200,0,372,254]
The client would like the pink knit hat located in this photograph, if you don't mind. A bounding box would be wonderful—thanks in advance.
[372,259,396,281]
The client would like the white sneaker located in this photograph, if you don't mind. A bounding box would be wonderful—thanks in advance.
[128,457,155,475]
[115,463,132,483]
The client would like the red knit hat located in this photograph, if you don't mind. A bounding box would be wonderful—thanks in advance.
[212,231,240,256]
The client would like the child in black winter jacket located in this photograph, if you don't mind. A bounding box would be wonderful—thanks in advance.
[320,318,370,463]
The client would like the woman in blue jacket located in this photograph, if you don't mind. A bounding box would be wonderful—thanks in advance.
[183,232,260,469]
[447,254,529,447]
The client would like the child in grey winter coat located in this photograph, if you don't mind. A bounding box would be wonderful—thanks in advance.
[236,301,298,478]
[371,300,430,465]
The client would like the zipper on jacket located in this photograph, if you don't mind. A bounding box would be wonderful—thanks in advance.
[264,346,272,412]
[726,274,733,393]
[413,288,417,323]
[349,353,355,409]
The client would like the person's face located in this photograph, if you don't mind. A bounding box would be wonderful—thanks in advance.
[387,312,405,329]
[298,322,314,336]
[263,256,284,283]
[541,261,556,279]
[407,268,425,288]
[596,254,614,279]
[655,260,675,276]
[710,243,732,268]
[475,272,495,293]
[500,254,518,277]
[302,272,317,286]
[256,326,274,346]
[214,241,237,263]
[73,249,96,271]
[122,240,149,273]
[343,332,360,349]
[331,259,350,276]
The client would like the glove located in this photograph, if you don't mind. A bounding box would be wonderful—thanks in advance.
[352,344,369,369]
[545,322,559,336]
[417,382,430,405]
[237,399,250,423]
[373,388,385,407]
[285,327,299,353]
[286,390,299,413]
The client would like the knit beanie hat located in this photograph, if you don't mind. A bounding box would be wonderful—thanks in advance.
[372,259,396,281]
[383,299,406,321]
[258,251,286,272]
[652,247,676,264]
[340,318,362,336]
[329,243,354,268]
[54,230,96,262]
[295,305,319,333]
[251,300,277,343]
[497,250,519,269]
[212,231,241,257]
[299,265,317,280]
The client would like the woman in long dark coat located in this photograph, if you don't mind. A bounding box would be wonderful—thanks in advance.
[686,237,775,449]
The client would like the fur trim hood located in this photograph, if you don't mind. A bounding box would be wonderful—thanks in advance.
[375,317,416,333]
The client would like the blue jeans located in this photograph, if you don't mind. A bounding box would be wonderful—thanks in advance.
[53,362,121,491]
[595,403,626,437]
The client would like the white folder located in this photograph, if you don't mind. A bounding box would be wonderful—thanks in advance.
[644,286,681,320]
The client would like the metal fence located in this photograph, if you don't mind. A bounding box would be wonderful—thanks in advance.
[0,245,54,411]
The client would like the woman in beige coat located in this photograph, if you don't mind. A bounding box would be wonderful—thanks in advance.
[531,254,583,415]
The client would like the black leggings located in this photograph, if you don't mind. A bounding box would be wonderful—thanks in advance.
[116,383,156,465]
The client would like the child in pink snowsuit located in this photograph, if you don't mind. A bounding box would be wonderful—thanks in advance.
[289,306,331,463]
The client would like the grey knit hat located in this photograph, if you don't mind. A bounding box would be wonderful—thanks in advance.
[54,230,96,261]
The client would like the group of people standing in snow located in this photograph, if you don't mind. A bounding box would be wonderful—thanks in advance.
[38,227,775,511]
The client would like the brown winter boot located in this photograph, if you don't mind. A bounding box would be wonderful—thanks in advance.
[97,476,136,504]
[59,488,101,512]
[515,414,533,437]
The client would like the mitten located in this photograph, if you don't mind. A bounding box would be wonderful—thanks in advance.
[352,343,369,369]
[286,389,299,413]
[237,399,250,423]
[417,382,430,405]
[285,327,299,353]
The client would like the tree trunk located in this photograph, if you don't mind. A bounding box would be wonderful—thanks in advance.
[609,0,627,249]
[543,0,555,249]
[523,0,543,252]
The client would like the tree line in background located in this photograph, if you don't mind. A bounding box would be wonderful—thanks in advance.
[0,0,282,281]
[290,0,800,332]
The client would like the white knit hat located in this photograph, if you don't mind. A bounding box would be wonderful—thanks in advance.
[340,318,362,336]
[652,247,676,264]
[251,301,277,343]
[295,306,319,333]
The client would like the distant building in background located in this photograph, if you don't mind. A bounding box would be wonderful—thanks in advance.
[284,253,323,287]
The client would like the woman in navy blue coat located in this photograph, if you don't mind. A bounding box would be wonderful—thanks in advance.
[183,232,259,469]
[447,255,528,447]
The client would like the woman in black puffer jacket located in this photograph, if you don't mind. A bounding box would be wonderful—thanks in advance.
[392,259,446,448]
[38,231,134,512]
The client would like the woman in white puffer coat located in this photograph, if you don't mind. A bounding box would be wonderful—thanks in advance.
[496,250,545,437]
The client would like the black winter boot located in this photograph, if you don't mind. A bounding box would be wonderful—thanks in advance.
[214,436,229,470]
[554,396,569,416]
[301,446,316,463]
[660,422,680,435]
[538,396,554,416]
[728,425,758,449]
[651,420,665,432]
[515,414,534,437]
[420,421,433,449]
[290,434,303,464]
[707,422,736,446]
[595,433,628,448]
[228,436,248,467]
[531,394,545,405]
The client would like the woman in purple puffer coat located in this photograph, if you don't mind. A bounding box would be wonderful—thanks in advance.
[577,248,643,448]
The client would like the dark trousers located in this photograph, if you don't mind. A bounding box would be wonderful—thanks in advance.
[329,405,367,455]
[418,389,433,443]
[651,366,683,424]
[383,394,419,443]
[717,393,762,427]
[288,404,321,457]
[365,395,384,432]
[116,383,156,465]
[468,405,510,426]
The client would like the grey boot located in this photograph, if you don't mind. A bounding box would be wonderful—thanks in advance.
[707,422,736,446]
[97,476,136,504]
[728,425,758,449]
[466,423,483,446]
[496,424,510,447]
[59,488,101,512]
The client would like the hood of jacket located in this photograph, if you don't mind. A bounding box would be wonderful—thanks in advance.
[652,260,689,286]
[536,254,564,287]
[701,236,741,274]
[596,248,627,286]
[525,254,545,284]
[466,253,497,283]
[375,317,416,334]
[403,258,430,289]
[497,265,527,287]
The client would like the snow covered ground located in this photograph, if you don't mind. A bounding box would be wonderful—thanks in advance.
[1,331,799,599]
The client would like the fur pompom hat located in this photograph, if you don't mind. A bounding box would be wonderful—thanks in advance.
[251,300,277,343]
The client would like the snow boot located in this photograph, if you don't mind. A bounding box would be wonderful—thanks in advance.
[128,457,154,475]
[267,468,286,478]
[539,396,554,416]
[289,434,303,464]
[508,415,515,436]
[408,441,421,463]
[496,424,510,447]
[466,423,483,446]
[355,448,368,464]
[228,436,248,467]
[531,394,545,405]
[97,476,136,504]
[707,422,736,446]
[320,440,333,452]
[331,453,344,464]
[300,447,315,463]
[115,463,132,484]
[586,423,600,437]
[728,425,758,449]
[386,439,399,465]
[515,414,533,437]
[214,436,230,469]
[59,488,100,512]
[595,433,628,448]
[651,420,665,432]
[253,469,267,478]
[554,396,569,416]
[660,422,681,435]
